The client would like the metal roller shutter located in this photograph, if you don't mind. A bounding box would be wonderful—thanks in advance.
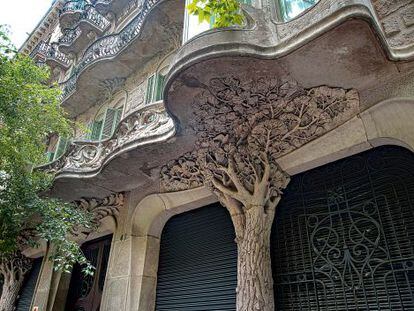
[16,257,43,311]
[271,146,414,310]
[156,203,237,311]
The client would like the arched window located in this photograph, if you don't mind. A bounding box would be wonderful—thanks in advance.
[277,0,319,21]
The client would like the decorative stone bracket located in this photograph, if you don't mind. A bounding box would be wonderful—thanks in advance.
[161,76,360,310]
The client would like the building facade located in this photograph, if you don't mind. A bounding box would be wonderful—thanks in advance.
[15,0,414,310]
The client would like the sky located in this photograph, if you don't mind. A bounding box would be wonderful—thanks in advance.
[0,0,54,49]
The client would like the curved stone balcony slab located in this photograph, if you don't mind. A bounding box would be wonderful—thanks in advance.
[164,0,414,169]
[30,41,72,69]
[60,0,183,117]
[60,0,88,29]
[39,101,175,178]
[164,0,414,131]
[58,4,110,54]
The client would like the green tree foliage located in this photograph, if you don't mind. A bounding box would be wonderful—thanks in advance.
[0,26,94,275]
[187,0,244,28]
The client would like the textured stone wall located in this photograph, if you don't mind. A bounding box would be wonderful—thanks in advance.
[372,0,414,48]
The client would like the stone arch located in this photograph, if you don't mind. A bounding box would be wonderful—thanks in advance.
[102,97,414,311]
[130,187,217,238]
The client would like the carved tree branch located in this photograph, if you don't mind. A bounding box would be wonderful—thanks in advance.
[160,76,360,310]
[0,252,32,311]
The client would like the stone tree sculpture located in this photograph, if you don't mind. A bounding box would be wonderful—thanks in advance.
[0,252,32,311]
[161,76,359,310]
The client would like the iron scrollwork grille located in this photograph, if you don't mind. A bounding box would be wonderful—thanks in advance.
[271,146,414,310]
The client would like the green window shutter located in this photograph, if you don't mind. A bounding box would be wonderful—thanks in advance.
[154,74,165,102]
[45,151,55,162]
[90,120,103,141]
[114,108,123,129]
[100,108,117,140]
[239,0,251,4]
[145,74,155,105]
[53,136,68,160]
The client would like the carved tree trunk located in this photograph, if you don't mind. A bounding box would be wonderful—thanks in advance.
[0,275,24,311]
[0,252,32,311]
[236,205,274,311]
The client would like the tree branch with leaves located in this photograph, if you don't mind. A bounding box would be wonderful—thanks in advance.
[0,26,94,311]
[187,0,244,28]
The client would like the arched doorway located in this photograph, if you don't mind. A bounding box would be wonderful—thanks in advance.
[271,146,414,310]
[155,203,237,310]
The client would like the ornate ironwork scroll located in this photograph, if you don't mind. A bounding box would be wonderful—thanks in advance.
[271,146,414,310]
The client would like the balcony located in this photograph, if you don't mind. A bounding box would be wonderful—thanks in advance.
[58,27,83,54]
[37,101,191,201]
[59,0,184,117]
[60,0,88,29]
[30,41,72,70]
[162,0,414,160]
[57,5,110,55]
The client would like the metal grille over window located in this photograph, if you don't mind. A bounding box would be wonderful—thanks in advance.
[156,203,237,310]
[271,146,414,310]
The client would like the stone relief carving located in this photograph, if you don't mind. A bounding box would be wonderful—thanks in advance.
[40,102,175,175]
[98,77,126,100]
[161,76,359,192]
[75,193,124,234]
[160,76,359,311]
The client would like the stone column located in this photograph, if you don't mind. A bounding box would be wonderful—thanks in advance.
[31,248,62,311]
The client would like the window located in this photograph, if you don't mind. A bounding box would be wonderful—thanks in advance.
[100,107,122,140]
[145,73,165,105]
[53,136,68,160]
[183,0,251,43]
[278,0,318,21]
[86,107,123,142]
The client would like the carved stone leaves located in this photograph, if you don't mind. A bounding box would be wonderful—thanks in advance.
[72,193,124,236]
[161,76,359,193]
[160,75,359,311]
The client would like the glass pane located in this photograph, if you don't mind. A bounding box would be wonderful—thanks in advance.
[278,0,318,21]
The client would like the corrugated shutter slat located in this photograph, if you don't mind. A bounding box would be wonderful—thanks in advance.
[16,258,43,311]
[155,203,237,311]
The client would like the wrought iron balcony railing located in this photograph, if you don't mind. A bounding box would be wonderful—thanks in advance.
[82,5,111,31]
[60,0,158,102]
[38,101,175,177]
[60,0,88,17]
[30,41,72,69]
[59,27,82,47]
[60,0,110,32]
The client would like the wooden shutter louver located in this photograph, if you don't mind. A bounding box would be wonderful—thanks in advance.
[100,108,117,140]
[145,74,155,105]
[53,136,68,160]
[90,120,103,141]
